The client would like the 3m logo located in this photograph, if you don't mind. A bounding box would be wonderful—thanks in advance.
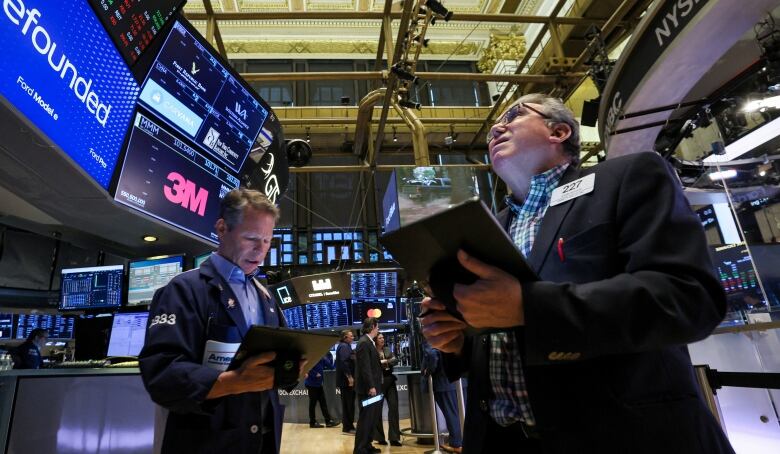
[311,279,332,291]
[235,102,247,120]
[163,172,209,216]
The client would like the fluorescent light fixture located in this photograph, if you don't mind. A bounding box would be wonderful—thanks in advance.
[704,116,780,163]
[743,95,780,112]
[708,169,737,180]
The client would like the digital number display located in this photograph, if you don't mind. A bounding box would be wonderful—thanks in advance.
[87,0,183,65]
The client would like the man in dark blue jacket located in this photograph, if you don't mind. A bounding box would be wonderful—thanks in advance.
[12,328,47,369]
[305,353,338,428]
[140,189,299,454]
[335,329,356,433]
[420,94,733,453]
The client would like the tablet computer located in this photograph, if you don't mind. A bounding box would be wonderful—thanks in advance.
[228,325,339,388]
[379,198,537,319]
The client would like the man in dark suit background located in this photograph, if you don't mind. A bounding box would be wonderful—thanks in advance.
[336,329,356,433]
[420,94,734,453]
[353,318,383,454]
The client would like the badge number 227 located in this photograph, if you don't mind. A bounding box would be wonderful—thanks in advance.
[151,314,177,327]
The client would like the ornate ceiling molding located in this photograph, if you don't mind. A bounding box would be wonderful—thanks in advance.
[225,39,480,56]
[477,32,526,72]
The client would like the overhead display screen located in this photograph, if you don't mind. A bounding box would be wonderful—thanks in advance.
[87,0,184,66]
[60,265,124,310]
[283,306,305,330]
[290,272,352,304]
[0,313,12,340]
[127,255,184,306]
[114,112,239,243]
[351,271,398,299]
[351,299,397,325]
[0,0,140,189]
[137,20,268,173]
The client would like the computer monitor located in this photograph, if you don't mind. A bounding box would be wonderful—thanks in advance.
[60,265,124,310]
[127,255,184,306]
[106,312,149,357]
[351,299,398,325]
[73,315,114,361]
[350,270,398,299]
[14,314,75,340]
[0,313,13,340]
[710,244,766,319]
[282,306,306,330]
[304,300,350,330]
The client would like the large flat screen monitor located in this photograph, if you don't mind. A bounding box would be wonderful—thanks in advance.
[136,19,268,173]
[282,306,306,330]
[350,270,398,299]
[113,111,240,243]
[0,313,13,340]
[60,265,124,311]
[14,314,75,340]
[127,255,184,306]
[73,315,114,360]
[304,300,350,330]
[351,298,397,325]
[106,312,149,357]
[0,0,140,189]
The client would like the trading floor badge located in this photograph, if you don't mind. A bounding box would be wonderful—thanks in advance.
[227,298,236,309]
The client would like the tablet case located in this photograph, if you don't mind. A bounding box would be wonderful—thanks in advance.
[379,198,538,322]
[227,325,339,389]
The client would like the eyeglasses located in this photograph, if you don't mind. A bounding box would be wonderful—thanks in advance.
[486,102,552,144]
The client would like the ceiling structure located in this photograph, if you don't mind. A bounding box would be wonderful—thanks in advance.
[0,0,661,258]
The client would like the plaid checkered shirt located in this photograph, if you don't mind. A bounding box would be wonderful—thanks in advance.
[488,162,570,427]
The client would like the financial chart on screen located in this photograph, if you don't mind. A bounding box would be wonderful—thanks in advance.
[283,306,306,330]
[304,300,350,329]
[107,312,149,357]
[14,314,75,340]
[60,266,124,310]
[350,271,398,299]
[127,256,184,306]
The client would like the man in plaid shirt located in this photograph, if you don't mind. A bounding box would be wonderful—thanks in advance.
[420,94,733,453]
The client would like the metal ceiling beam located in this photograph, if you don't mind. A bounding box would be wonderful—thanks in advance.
[278,118,490,125]
[186,12,622,26]
[202,0,227,59]
[240,71,584,82]
[287,164,491,173]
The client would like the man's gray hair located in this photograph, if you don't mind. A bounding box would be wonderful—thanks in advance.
[219,188,280,230]
[509,93,581,161]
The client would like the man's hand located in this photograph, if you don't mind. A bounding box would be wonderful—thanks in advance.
[454,250,525,328]
[347,376,354,387]
[420,297,467,354]
[206,352,276,399]
[368,387,377,397]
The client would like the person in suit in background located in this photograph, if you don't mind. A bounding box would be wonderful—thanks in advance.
[420,94,733,453]
[305,353,339,428]
[12,328,48,369]
[421,338,463,454]
[373,332,402,447]
[353,318,383,454]
[336,329,357,433]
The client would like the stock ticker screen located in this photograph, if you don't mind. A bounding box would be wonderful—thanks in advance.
[304,300,350,330]
[114,112,239,243]
[60,265,124,310]
[283,306,306,330]
[14,314,75,340]
[137,20,268,173]
[710,244,766,312]
[127,255,184,306]
[88,0,184,66]
[350,271,398,299]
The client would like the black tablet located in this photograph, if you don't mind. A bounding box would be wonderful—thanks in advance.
[228,326,339,389]
[379,198,537,318]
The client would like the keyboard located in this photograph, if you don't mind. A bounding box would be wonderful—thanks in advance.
[106,361,139,368]
[56,359,109,368]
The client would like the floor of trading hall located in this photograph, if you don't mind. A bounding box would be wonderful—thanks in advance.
[281,419,430,453]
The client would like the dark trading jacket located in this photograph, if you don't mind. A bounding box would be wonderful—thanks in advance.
[139,258,287,454]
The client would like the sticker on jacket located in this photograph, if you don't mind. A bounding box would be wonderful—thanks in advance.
[202,340,240,371]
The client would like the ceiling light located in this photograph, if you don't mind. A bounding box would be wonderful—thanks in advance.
[708,169,738,181]
[142,235,158,242]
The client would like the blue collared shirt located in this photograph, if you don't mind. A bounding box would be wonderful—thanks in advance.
[488,162,570,427]
[209,253,265,328]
